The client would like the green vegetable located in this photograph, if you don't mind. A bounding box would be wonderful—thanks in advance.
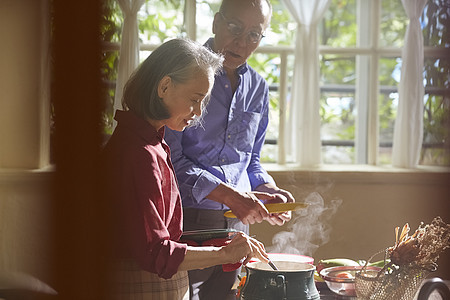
[316,258,360,273]
[368,259,390,268]
[314,271,324,282]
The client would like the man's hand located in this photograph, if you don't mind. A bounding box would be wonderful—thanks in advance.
[207,184,279,225]
[207,183,296,225]
[255,183,296,226]
[225,190,281,225]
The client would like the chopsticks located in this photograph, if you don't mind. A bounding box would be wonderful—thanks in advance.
[268,260,279,270]
[249,234,279,270]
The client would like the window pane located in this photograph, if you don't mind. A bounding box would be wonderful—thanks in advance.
[378,57,401,164]
[421,57,450,166]
[320,55,356,164]
[248,53,284,163]
[378,91,397,165]
[321,55,356,85]
[138,1,185,44]
[321,93,356,164]
[101,0,122,43]
[101,49,120,136]
[139,50,152,63]
[100,0,122,138]
[261,0,296,46]
[421,1,449,165]
[422,0,450,48]
[380,0,407,48]
[378,56,450,166]
[320,0,356,47]
[196,0,221,43]
[422,94,450,166]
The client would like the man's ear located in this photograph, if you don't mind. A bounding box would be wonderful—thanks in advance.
[157,76,171,98]
[212,12,220,34]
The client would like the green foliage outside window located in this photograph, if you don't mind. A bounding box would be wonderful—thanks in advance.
[138,0,184,44]
[100,0,121,135]
[421,0,450,165]
[320,0,356,47]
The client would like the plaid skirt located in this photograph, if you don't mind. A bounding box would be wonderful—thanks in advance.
[111,260,189,300]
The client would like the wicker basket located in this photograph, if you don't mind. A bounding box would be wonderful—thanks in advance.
[355,251,436,300]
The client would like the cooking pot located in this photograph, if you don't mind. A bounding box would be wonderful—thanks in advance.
[239,261,319,300]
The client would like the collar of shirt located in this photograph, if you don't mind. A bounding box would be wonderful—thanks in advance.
[114,110,165,144]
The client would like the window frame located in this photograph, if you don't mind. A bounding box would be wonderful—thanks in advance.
[104,0,450,170]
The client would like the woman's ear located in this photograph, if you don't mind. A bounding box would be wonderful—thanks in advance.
[157,76,172,98]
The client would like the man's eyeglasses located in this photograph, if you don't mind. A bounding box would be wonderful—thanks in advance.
[219,12,265,44]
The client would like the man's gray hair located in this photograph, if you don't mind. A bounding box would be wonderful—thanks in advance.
[219,0,272,21]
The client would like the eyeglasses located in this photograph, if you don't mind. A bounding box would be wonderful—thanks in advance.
[219,12,265,44]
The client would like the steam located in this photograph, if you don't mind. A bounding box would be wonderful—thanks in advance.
[268,192,342,257]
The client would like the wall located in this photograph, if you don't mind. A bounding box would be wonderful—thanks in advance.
[251,166,450,279]
[0,171,52,280]
[0,0,50,169]
[0,0,52,285]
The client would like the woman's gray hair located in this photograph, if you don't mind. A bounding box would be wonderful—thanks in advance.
[122,38,223,121]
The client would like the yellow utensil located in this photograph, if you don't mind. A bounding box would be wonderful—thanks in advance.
[223,202,307,218]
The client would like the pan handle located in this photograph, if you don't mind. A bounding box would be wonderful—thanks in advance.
[417,278,450,300]
[275,274,287,300]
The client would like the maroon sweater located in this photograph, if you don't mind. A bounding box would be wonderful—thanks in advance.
[102,110,187,279]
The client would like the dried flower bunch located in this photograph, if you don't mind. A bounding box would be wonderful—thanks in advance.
[387,216,450,269]
[355,216,450,300]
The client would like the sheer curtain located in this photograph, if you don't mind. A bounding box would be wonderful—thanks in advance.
[280,0,331,166]
[114,0,145,115]
[392,0,428,168]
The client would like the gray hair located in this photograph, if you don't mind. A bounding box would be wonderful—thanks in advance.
[122,38,223,121]
[219,0,272,24]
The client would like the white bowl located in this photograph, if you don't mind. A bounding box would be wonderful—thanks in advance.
[319,265,381,297]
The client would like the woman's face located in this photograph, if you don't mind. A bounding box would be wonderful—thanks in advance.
[159,72,212,131]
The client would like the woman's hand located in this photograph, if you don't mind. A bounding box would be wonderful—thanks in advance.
[220,232,269,265]
[179,232,269,271]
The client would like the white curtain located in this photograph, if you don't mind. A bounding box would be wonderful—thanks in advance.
[114,0,145,114]
[392,0,428,168]
[281,0,331,166]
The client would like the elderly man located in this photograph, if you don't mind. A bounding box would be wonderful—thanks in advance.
[165,0,296,299]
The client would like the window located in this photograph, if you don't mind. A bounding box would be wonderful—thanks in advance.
[317,0,449,166]
[100,0,450,167]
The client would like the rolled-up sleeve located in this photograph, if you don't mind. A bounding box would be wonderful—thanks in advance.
[152,240,187,279]
[191,170,223,202]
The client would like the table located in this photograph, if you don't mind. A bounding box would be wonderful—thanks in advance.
[316,278,450,300]
[316,282,356,299]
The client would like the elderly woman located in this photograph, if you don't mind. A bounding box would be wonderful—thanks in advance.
[100,38,270,300]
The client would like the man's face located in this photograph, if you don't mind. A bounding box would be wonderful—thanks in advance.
[212,0,270,71]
